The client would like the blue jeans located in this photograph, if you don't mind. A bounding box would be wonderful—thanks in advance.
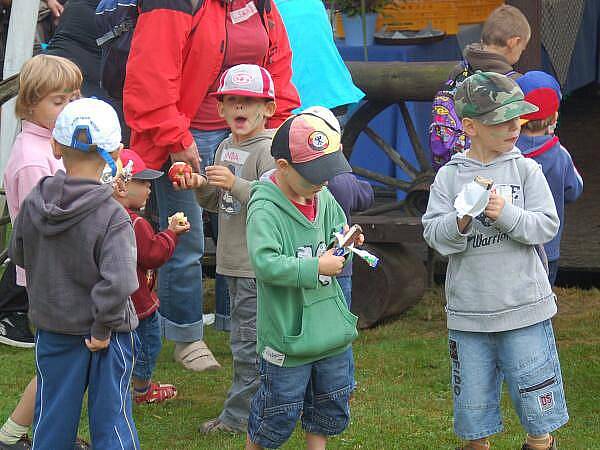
[448,320,568,440]
[132,311,161,382]
[191,128,232,332]
[248,348,353,448]
[33,330,139,450]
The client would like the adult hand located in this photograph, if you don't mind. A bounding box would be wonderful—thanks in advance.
[171,140,201,173]
[171,173,207,191]
[318,248,345,276]
[85,336,110,352]
[484,192,506,221]
[46,0,64,17]
[205,165,235,190]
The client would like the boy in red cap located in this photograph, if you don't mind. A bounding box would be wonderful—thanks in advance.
[516,71,584,285]
[178,64,278,434]
[114,149,190,404]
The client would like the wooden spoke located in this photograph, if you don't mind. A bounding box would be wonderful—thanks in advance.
[351,166,411,191]
[397,101,431,171]
[363,126,419,179]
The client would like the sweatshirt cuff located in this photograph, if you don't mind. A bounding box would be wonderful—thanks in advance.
[164,229,178,245]
[298,257,319,289]
[443,211,469,242]
[172,132,194,153]
[230,177,251,203]
[91,322,112,341]
[494,201,520,232]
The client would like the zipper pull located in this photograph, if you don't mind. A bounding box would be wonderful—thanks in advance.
[220,40,225,53]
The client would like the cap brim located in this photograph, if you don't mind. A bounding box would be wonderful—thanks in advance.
[478,100,539,125]
[132,168,164,180]
[292,151,352,185]
[209,89,274,100]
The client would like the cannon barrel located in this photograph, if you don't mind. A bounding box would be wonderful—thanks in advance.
[346,61,457,102]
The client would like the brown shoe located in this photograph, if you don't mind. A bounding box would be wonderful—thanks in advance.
[521,435,557,450]
[174,340,221,372]
[198,418,242,434]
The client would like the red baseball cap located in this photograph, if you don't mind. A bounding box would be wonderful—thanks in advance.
[211,64,275,100]
[119,149,163,180]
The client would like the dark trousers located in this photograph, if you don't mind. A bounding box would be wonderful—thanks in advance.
[0,261,29,315]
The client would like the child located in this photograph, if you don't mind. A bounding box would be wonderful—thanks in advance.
[452,4,530,79]
[114,149,189,404]
[180,64,277,434]
[245,109,361,449]
[516,71,584,285]
[423,72,568,450]
[0,54,86,450]
[1,54,81,349]
[8,97,140,449]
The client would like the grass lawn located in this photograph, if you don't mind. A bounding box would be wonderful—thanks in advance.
[1,285,599,449]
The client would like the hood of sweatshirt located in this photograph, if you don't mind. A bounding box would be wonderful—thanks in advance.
[463,43,516,74]
[516,134,560,170]
[27,170,115,236]
[445,146,522,175]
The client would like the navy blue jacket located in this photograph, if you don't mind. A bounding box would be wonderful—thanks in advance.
[328,173,374,276]
[517,134,583,261]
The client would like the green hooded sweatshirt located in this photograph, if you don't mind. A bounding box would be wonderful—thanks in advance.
[246,177,358,367]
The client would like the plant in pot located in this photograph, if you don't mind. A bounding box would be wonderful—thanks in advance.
[334,0,392,47]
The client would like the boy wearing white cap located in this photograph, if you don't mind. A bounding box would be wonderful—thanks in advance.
[9,98,140,449]
[180,64,277,434]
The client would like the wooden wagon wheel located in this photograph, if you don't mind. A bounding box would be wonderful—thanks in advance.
[342,99,434,217]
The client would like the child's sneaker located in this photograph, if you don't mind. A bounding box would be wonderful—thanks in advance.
[0,436,31,450]
[198,418,241,434]
[0,313,35,348]
[133,382,177,404]
[521,436,557,450]
[74,437,91,449]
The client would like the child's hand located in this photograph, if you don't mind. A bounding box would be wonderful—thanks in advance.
[168,213,191,235]
[205,165,235,190]
[318,248,345,276]
[485,192,505,221]
[85,336,110,352]
[172,173,207,191]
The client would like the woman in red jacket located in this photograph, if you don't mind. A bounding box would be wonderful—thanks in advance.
[123,0,299,383]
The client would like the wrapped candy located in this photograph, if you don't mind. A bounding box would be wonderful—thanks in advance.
[454,176,494,219]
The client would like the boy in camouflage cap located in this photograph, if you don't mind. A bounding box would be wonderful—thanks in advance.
[423,72,568,450]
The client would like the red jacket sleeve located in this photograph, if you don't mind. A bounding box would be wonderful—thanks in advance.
[123,2,195,153]
[264,2,300,127]
[133,217,178,270]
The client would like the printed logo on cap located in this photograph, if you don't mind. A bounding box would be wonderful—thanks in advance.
[232,72,252,86]
[308,131,329,152]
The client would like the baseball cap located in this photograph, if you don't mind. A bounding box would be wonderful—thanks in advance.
[454,71,539,125]
[53,97,122,175]
[119,149,163,180]
[515,70,561,122]
[271,108,351,185]
[211,64,275,100]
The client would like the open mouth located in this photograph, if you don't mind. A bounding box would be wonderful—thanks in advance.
[234,116,247,126]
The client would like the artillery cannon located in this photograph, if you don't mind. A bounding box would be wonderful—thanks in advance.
[343,61,455,328]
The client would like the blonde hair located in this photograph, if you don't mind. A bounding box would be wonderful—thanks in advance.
[15,54,83,119]
[482,5,531,47]
[522,115,556,133]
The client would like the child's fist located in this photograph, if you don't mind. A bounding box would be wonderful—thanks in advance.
[168,212,191,235]
[484,192,506,221]
[205,165,235,190]
[318,248,345,276]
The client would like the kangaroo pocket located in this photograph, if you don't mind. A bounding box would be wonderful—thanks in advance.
[281,291,358,359]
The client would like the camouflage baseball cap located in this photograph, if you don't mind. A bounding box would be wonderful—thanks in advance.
[455,72,539,125]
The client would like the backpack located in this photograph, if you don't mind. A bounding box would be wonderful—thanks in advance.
[95,0,271,100]
[429,63,516,171]
[428,61,473,171]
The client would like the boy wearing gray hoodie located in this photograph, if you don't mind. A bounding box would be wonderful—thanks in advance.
[422,72,568,450]
[9,98,140,449]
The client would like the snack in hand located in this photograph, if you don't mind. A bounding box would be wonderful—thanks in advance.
[170,212,188,226]
[474,175,493,190]
[168,162,193,186]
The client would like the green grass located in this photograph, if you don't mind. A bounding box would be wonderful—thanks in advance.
[1,286,599,449]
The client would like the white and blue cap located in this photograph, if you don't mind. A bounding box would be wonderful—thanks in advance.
[53,97,122,176]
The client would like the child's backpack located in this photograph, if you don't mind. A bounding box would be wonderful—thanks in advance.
[95,0,140,100]
[429,62,474,171]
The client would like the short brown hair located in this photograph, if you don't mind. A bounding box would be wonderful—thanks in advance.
[15,54,82,119]
[482,5,531,47]
[522,115,556,133]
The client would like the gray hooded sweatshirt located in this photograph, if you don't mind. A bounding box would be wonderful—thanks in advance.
[422,149,559,332]
[9,170,139,340]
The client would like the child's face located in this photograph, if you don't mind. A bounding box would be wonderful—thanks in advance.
[465,117,521,156]
[218,95,276,142]
[127,179,151,210]
[31,89,80,130]
[277,159,327,201]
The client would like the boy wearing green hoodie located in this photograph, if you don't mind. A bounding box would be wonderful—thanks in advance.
[244,109,360,449]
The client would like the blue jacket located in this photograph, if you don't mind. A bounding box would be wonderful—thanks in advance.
[517,134,583,261]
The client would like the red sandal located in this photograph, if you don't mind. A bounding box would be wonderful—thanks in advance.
[133,382,178,404]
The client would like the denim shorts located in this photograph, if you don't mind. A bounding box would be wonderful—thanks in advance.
[248,348,353,448]
[449,319,568,440]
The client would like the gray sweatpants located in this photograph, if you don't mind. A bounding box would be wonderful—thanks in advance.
[218,276,259,431]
